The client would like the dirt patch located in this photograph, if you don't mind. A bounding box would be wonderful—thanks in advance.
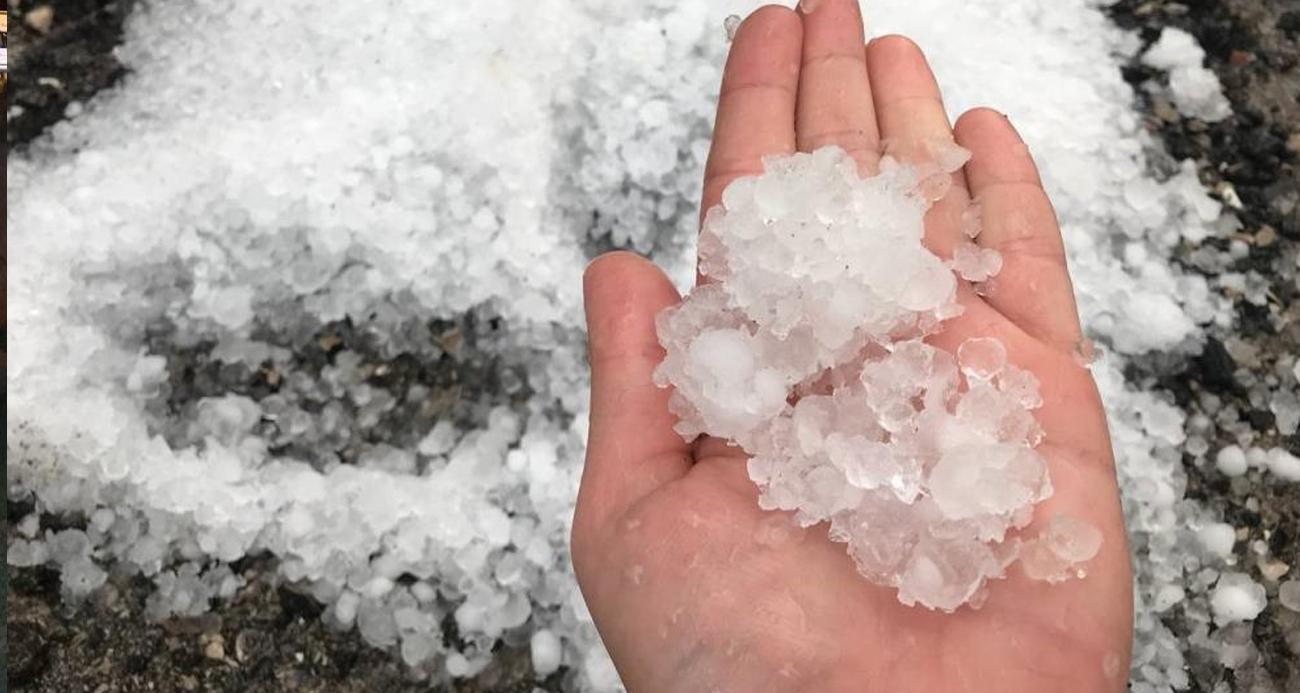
[5,550,557,693]
[6,0,137,149]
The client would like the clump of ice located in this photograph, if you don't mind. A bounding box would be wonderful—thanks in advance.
[951,241,1003,283]
[1140,27,1231,122]
[656,146,1098,611]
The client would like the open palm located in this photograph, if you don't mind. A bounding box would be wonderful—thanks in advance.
[573,3,1134,692]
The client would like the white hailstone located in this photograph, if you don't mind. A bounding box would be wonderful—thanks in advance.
[1210,572,1267,625]
[400,632,439,667]
[1153,585,1186,612]
[1214,623,1256,670]
[335,591,362,627]
[1198,522,1237,560]
[62,557,109,597]
[7,539,50,568]
[445,652,472,678]
[17,514,41,539]
[1246,446,1270,469]
[957,337,1008,381]
[1215,445,1248,477]
[951,241,1004,283]
[530,628,563,676]
[1272,389,1300,436]
[657,146,1090,611]
[1265,448,1300,482]
[1018,514,1104,583]
[1278,580,1300,612]
[1140,27,1231,122]
[417,420,460,457]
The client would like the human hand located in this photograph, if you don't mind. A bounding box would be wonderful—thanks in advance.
[573,3,1134,692]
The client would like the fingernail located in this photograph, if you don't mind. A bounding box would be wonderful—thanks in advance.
[798,0,827,15]
[584,251,645,282]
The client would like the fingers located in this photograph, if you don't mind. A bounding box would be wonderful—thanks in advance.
[953,108,1082,349]
[795,0,880,172]
[578,252,693,535]
[701,5,802,222]
[865,35,969,256]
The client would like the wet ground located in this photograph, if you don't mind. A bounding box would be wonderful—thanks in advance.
[1108,0,1300,689]
[6,0,1300,691]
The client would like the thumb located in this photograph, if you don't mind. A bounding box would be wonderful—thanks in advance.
[577,252,692,534]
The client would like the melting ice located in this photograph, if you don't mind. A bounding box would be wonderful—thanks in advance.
[656,145,1101,611]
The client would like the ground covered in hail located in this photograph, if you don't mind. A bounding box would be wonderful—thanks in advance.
[5,0,1300,692]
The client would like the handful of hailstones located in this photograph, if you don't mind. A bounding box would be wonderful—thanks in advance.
[654,144,1102,611]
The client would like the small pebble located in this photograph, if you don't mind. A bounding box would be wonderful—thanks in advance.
[25,5,54,33]
[203,635,226,661]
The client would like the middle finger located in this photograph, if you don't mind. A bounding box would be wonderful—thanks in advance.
[795,0,881,173]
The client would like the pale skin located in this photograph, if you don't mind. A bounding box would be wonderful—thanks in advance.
[572,2,1135,692]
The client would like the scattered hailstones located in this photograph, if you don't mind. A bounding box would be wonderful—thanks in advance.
[655,145,1102,611]
[1140,27,1232,123]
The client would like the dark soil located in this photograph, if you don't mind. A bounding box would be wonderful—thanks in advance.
[5,308,559,693]
[141,310,533,470]
[5,0,137,149]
